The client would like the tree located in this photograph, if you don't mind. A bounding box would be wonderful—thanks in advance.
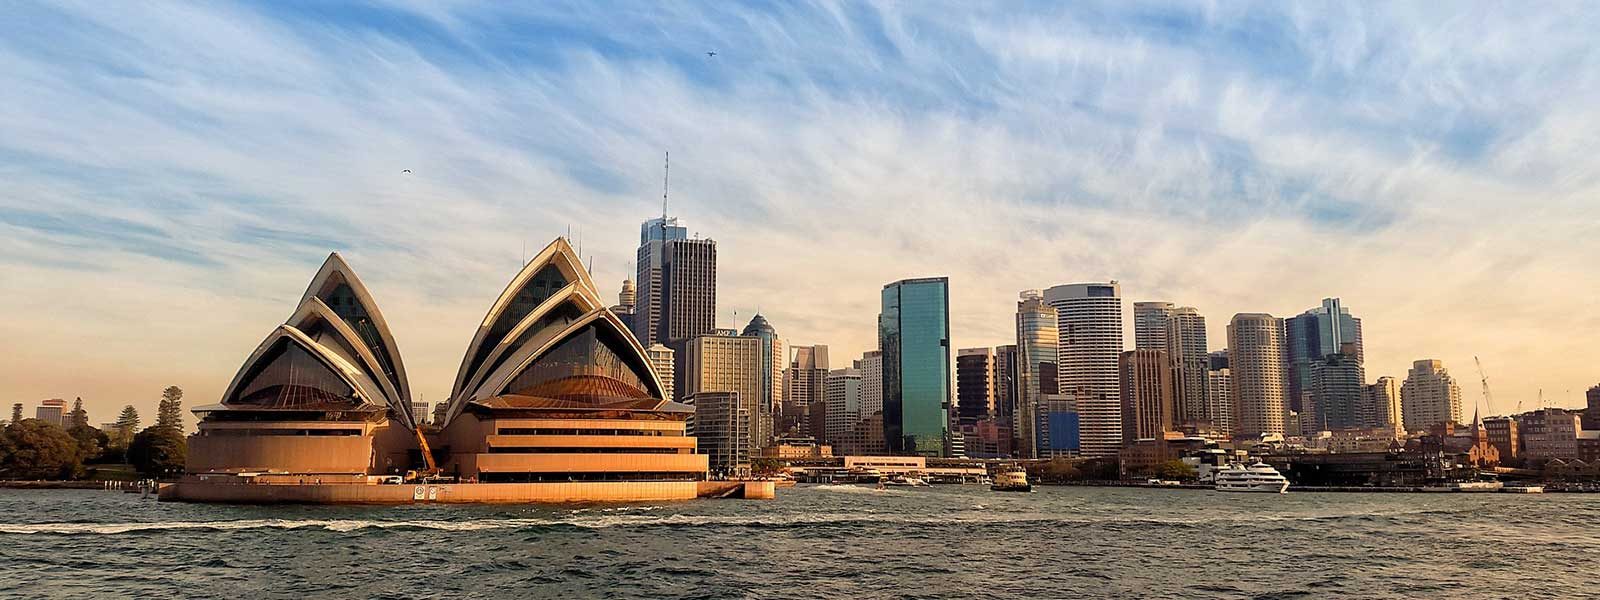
[0,419,84,480]
[109,405,141,460]
[128,426,187,478]
[156,386,184,431]
[69,397,89,429]
[67,424,109,464]
[8,403,20,425]
[1151,459,1198,481]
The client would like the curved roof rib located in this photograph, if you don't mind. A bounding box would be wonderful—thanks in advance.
[299,253,412,413]
[452,283,603,409]
[218,325,390,412]
[286,296,411,427]
[443,238,660,426]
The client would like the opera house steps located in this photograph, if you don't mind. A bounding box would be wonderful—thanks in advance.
[165,237,749,504]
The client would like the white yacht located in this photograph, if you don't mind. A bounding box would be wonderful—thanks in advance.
[1214,462,1290,493]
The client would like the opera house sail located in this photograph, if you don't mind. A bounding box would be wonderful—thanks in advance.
[176,238,715,503]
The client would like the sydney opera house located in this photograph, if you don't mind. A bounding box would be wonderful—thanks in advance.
[164,238,749,503]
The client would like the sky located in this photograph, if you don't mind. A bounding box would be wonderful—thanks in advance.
[2,1,1598,426]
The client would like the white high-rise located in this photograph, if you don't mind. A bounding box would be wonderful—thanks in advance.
[1043,282,1124,458]
[1401,360,1463,431]
[1166,307,1209,426]
[1133,302,1175,350]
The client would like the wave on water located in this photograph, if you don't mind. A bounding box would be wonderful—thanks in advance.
[0,502,1472,536]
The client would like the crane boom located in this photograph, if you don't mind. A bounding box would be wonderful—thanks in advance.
[1474,356,1494,416]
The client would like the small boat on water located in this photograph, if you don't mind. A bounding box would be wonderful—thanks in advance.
[1500,485,1545,494]
[1214,462,1289,493]
[990,469,1032,492]
[883,475,930,487]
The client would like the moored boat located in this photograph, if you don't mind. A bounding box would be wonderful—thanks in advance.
[1214,462,1289,493]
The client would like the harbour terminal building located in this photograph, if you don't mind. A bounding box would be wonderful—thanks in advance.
[166,238,727,503]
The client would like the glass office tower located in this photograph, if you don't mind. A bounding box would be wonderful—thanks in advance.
[880,278,952,457]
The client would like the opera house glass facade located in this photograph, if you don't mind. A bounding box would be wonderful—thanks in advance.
[879,277,951,457]
[184,238,707,500]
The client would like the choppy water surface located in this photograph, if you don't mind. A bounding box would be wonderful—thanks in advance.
[2,485,1595,598]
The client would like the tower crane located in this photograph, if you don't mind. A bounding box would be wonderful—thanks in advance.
[1474,356,1494,416]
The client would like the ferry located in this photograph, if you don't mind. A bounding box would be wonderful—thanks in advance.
[990,469,1032,492]
[883,474,930,487]
[1214,462,1290,493]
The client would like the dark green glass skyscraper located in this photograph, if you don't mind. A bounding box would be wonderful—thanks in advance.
[880,277,951,457]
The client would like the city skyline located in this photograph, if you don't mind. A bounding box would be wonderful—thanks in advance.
[4,3,1600,424]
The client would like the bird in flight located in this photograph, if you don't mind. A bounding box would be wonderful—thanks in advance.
[706,51,717,57]
[402,169,412,173]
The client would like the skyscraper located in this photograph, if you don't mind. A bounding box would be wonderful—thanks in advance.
[1400,359,1463,431]
[1119,349,1176,444]
[1362,376,1402,435]
[661,238,717,345]
[1014,291,1058,459]
[687,390,749,477]
[1133,302,1175,351]
[856,350,886,455]
[993,344,1018,443]
[740,314,784,446]
[955,348,996,428]
[1286,298,1363,413]
[1043,283,1123,458]
[1309,350,1365,430]
[1166,307,1209,427]
[880,277,952,457]
[684,333,763,455]
[1206,351,1233,435]
[632,216,687,345]
[783,345,829,438]
[1228,313,1288,438]
[824,367,862,446]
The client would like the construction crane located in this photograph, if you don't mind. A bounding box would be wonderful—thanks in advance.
[1474,356,1494,416]
[406,418,440,482]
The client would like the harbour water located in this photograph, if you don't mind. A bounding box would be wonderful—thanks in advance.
[2,485,1595,598]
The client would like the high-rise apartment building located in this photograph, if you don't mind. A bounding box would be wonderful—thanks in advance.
[1286,298,1363,413]
[410,400,431,426]
[1361,376,1402,435]
[955,348,996,428]
[1206,351,1233,436]
[740,314,784,446]
[860,350,884,417]
[1166,307,1209,426]
[646,343,676,403]
[1228,313,1288,438]
[880,278,952,457]
[824,367,863,446]
[1014,291,1058,459]
[1310,351,1365,431]
[36,398,67,428]
[1400,359,1463,431]
[683,333,763,454]
[783,345,830,438]
[1043,283,1123,458]
[853,350,886,455]
[1133,302,1175,351]
[1119,349,1176,444]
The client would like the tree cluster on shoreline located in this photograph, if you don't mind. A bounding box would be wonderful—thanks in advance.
[0,386,188,480]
